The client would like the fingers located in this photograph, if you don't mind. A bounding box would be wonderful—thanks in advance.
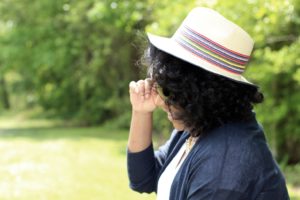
[151,82,158,95]
[137,80,145,100]
[129,79,155,100]
[129,81,138,93]
[144,78,153,99]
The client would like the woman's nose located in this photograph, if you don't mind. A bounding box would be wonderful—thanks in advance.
[154,95,167,110]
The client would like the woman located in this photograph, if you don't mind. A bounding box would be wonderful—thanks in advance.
[127,7,289,200]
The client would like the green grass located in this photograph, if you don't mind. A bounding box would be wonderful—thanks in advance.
[288,184,300,200]
[0,125,155,200]
[0,109,299,199]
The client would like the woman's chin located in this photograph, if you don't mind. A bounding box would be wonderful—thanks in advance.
[166,112,185,131]
[172,121,185,131]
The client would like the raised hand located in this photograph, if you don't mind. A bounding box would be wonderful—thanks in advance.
[129,78,158,113]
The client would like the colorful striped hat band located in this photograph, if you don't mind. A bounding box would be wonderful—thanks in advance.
[147,7,255,85]
[175,25,249,75]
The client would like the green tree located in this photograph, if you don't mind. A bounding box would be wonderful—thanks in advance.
[0,0,299,164]
[0,0,153,124]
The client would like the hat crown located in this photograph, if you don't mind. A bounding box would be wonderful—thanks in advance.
[173,7,254,56]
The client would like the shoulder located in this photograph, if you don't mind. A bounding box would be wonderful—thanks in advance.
[183,118,287,197]
[195,118,265,160]
[188,119,268,189]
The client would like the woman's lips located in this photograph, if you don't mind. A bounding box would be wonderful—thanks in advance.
[167,112,173,121]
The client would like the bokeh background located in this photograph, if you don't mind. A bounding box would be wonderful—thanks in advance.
[0,0,299,199]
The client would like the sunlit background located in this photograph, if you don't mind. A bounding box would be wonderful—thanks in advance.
[0,0,299,199]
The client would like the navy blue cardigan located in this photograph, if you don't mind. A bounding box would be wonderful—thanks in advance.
[127,115,289,199]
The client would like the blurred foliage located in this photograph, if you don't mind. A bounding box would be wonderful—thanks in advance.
[0,0,153,125]
[0,0,299,163]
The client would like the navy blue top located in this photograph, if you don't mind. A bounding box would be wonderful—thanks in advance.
[127,114,290,200]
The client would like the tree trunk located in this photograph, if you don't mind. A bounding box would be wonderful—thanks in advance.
[273,75,300,164]
[275,118,300,164]
[0,75,10,109]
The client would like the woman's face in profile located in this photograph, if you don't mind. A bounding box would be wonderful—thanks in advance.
[154,94,185,131]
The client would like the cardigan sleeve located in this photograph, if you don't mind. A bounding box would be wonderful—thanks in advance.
[127,130,178,193]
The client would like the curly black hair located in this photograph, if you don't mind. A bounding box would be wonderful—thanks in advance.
[143,43,264,137]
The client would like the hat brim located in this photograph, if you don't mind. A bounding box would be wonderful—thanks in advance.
[147,33,256,86]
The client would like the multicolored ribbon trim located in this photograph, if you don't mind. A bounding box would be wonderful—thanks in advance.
[174,25,250,74]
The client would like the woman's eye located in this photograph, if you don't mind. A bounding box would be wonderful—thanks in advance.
[163,89,170,97]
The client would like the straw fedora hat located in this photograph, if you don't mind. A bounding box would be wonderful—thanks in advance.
[147,7,255,85]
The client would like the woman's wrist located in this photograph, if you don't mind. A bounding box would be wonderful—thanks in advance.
[132,109,153,115]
